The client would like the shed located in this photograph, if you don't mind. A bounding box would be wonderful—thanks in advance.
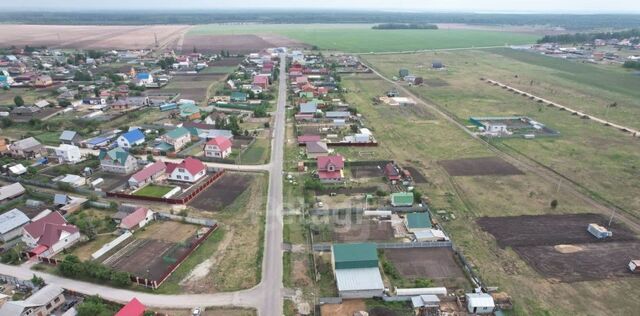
[0,182,26,202]
[466,293,495,314]
[332,243,379,269]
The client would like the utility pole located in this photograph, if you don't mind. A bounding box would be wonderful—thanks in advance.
[154,33,159,48]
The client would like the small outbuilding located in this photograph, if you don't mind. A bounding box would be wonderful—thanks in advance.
[332,243,384,298]
[466,293,495,314]
[391,192,414,207]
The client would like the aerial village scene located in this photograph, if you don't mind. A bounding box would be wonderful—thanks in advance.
[0,9,639,316]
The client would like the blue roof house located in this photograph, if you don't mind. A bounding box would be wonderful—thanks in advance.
[116,129,145,149]
[135,73,153,86]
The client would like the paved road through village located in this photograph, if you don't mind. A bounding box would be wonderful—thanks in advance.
[0,54,288,315]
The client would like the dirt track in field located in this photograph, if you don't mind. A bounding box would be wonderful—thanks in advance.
[0,24,191,50]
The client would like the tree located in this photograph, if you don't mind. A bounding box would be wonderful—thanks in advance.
[77,296,114,316]
[110,271,131,287]
[59,255,84,277]
[550,199,559,209]
[13,95,24,107]
[31,274,45,288]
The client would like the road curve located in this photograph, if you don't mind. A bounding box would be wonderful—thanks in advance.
[2,54,288,315]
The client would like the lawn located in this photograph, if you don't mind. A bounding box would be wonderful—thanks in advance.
[188,24,540,53]
[132,184,175,198]
[237,137,270,165]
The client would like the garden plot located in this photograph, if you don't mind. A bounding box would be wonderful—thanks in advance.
[384,248,468,288]
[403,166,427,183]
[350,165,383,179]
[438,156,524,176]
[100,220,202,282]
[188,173,253,211]
[310,214,395,243]
[478,213,640,282]
[477,213,637,248]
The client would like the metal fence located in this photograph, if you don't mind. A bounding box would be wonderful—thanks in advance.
[0,175,105,197]
[312,241,452,252]
[156,213,217,227]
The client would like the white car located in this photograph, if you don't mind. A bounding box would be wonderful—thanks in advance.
[192,307,203,316]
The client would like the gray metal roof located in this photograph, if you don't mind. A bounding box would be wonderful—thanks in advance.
[0,208,30,234]
[59,130,78,141]
[335,267,384,292]
[0,285,64,316]
[0,182,26,201]
[12,137,42,150]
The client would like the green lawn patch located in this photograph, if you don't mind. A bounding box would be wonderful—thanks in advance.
[132,184,175,198]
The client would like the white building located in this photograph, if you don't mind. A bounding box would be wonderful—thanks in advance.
[466,293,495,314]
[166,157,206,183]
[54,144,82,164]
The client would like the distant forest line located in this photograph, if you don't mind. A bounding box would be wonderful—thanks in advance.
[538,29,640,44]
[1,11,640,30]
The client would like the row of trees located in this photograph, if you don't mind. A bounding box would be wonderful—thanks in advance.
[623,60,640,70]
[372,23,438,30]
[538,29,640,44]
[58,255,132,288]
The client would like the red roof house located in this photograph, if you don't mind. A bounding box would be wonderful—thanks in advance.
[128,161,167,188]
[384,163,401,182]
[316,155,345,183]
[297,134,322,145]
[115,298,146,316]
[166,157,207,183]
[120,207,154,231]
[253,75,269,89]
[204,136,232,159]
[22,211,80,257]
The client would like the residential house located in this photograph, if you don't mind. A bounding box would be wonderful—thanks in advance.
[135,73,153,86]
[204,136,232,159]
[22,211,80,257]
[9,137,45,158]
[116,129,145,149]
[297,134,321,145]
[231,91,248,102]
[299,102,317,114]
[99,147,138,174]
[316,155,345,183]
[405,212,432,233]
[384,163,401,182]
[253,75,269,89]
[128,161,167,188]
[115,298,146,316]
[306,141,329,159]
[59,130,82,145]
[119,207,154,231]
[11,106,40,118]
[160,127,191,152]
[166,157,207,183]
[53,144,82,164]
[0,284,66,316]
[33,75,53,87]
[0,182,26,203]
[0,209,30,242]
[331,243,384,298]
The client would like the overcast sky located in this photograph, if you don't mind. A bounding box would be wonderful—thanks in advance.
[3,0,639,13]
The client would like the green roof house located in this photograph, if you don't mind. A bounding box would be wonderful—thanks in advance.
[99,147,137,174]
[405,212,432,233]
[160,127,192,152]
[231,91,248,102]
[331,243,384,299]
[391,192,413,207]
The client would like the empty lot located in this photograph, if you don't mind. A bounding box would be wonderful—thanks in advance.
[439,156,524,176]
[516,241,640,282]
[477,213,637,248]
[384,248,468,286]
[189,173,253,211]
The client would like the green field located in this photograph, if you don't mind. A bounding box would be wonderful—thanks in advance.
[188,24,540,53]
[132,184,175,198]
